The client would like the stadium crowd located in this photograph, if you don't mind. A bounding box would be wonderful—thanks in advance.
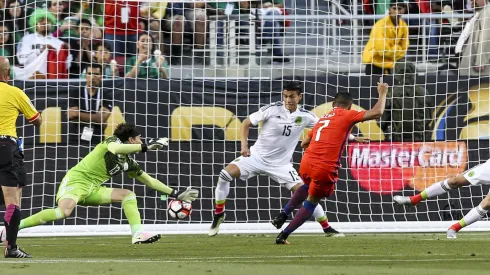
[0,0,487,79]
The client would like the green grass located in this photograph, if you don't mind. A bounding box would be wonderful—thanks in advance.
[1,233,490,275]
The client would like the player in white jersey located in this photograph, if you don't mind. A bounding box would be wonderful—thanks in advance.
[209,81,365,237]
[394,159,490,238]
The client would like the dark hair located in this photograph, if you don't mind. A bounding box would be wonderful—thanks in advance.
[283,81,302,94]
[92,40,113,53]
[113,123,141,142]
[333,92,353,108]
[390,0,408,8]
[78,18,92,27]
[86,63,103,74]
[138,32,157,55]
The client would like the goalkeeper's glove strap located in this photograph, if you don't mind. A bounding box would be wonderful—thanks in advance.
[141,144,148,152]
[170,189,181,199]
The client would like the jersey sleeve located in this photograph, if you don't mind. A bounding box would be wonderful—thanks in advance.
[307,114,319,128]
[16,88,40,122]
[346,110,367,124]
[126,158,144,178]
[249,103,278,126]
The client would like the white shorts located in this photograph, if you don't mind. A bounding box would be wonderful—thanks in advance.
[463,159,490,185]
[230,155,302,190]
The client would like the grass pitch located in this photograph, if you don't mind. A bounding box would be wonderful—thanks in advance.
[1,233,490,275]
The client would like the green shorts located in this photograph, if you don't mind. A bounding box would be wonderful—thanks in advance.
[56,172,113,206]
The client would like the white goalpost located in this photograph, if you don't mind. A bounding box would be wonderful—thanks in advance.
[4,0,490,237]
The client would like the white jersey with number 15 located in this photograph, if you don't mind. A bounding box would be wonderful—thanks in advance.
[248,102,318,166]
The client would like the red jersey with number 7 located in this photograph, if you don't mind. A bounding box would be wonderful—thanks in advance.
[304,107,366,171]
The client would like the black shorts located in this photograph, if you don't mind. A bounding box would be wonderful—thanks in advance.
[0,137,26,188]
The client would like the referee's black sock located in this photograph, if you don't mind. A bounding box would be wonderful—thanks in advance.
[4,204,21,249]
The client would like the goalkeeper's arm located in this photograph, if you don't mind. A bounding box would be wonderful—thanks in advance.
[134,172,199,202]
[107,138,169,155]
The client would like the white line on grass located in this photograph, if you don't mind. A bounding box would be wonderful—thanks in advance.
[0,258,486,264]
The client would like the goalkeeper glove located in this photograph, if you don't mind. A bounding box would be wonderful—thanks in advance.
[142,138,169,152]
[170,186,199,203]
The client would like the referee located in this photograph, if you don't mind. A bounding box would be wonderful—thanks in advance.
[0,57,41,258]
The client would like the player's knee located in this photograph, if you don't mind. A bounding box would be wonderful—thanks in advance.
[59,206,74,218]
[122,191,137,204]
[481,193,490,209]
[223,165,240,179]
[448,175,469,189]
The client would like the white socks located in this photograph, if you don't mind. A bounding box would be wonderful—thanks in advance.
[215,170,232,201]
[462,205,489,227]
[425,180,451,198]
[312,204,326,220]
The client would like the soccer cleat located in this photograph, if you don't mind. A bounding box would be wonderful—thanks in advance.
[208,212,225,237]
[393,195,414,206]
[447,229,457,239]
[275,231,290,245]
[271,212,288,229]
[4,246,32,258]
[131,232,161,244]
[324,226,345,237]
[0,227,5,245]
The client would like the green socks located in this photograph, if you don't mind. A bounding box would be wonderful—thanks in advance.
[20,208,66,229]
[122,193,142,235]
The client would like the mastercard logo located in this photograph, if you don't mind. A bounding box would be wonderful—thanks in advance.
[347,142,468,194]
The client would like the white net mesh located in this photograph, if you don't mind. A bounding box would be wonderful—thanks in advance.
[2,0,490,235]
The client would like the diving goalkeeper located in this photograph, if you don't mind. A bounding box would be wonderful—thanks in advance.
[1,123,199,246]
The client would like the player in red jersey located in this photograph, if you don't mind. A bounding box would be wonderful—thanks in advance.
[274,79,389,244]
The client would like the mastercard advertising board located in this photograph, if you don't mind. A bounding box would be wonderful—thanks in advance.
[347,142,468,194]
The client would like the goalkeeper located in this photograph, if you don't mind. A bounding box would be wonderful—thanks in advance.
[2,123,199,246]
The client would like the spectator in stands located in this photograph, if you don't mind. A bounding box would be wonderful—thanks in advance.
[16,9,71,79]
[0,23,14,65]
[125,32,168,79]
[81,42,119,79]
[5,0,25,49]
[104,0,142,57]
[254,0,291,63]
[161,3,208,64]
[67,19,94,78]
[362,0,409,76]
[208,2,250,59]
[49,0,68,22]
[379,62,434,141]
[74,0,104,27]
[139,1,166,50]
[67,63,113,146]
[457,0,490,76]
[427,0,462,58]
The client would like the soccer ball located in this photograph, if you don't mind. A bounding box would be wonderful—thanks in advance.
[168,200,192,220]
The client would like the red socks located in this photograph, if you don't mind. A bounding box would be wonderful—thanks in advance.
[215,202,225,215]
[319,219,330,230]
[410,194,423,205]
[449,222,462,232]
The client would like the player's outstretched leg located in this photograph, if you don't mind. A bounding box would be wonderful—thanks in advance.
[272,184,309,229]
[276,198,319,245]
[104,189,160,244]
[209,168,236,236]
[394,175,470,206]
[447,192,490,239]
[272,184,344,237]
[19,206,69,230]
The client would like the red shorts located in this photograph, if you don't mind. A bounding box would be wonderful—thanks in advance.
[299,158,338,198]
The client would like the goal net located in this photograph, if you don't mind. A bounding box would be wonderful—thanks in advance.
[4,0,490,236]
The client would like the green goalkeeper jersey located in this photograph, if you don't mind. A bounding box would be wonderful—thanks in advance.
[69,136,143,186]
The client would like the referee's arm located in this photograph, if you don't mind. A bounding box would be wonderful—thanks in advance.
[17,88,42,126]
